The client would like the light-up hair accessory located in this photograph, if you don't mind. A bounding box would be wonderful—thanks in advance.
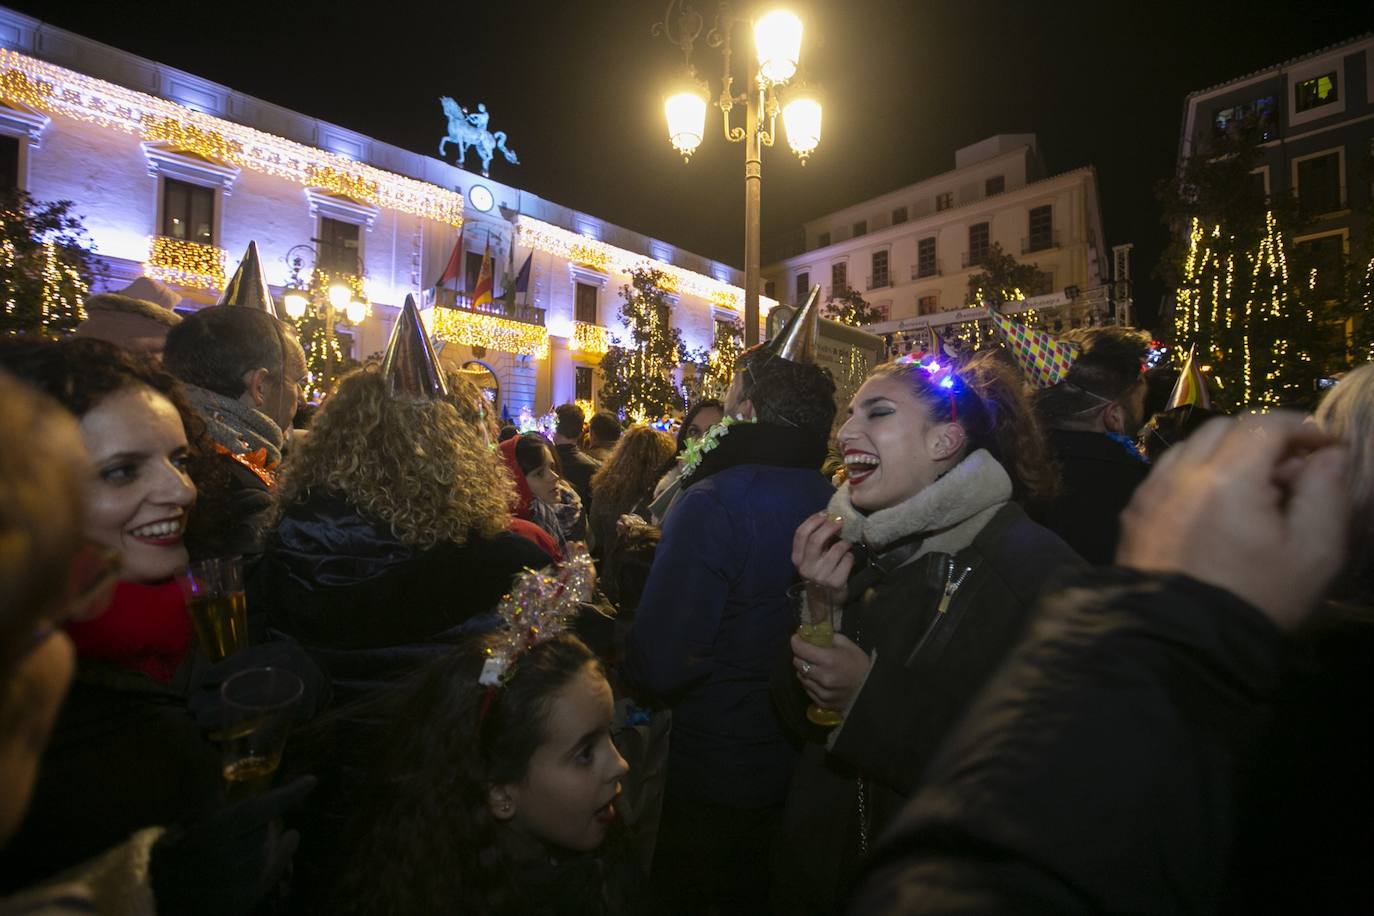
[478,549,595,688]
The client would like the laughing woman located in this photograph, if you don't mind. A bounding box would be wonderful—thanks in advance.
[771,352,1084,913]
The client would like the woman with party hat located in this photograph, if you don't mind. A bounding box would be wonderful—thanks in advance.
[249,296,549,702]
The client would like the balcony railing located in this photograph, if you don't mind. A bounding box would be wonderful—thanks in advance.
[1295,186,1348,216]
[911,261,942,281]
[431,286,545,327]
[962,250,989,269]
[1022,230,1060,254]
[826,284,851,299]
[867,274,891,290]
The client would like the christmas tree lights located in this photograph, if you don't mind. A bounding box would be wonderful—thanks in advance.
[144,236,227,289]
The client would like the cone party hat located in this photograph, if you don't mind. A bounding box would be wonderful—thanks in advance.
[767,285,820,365]
[218,241,280,317]
[989,308,1079,388]
[381,295,448,400]
[1165,344,1212,411]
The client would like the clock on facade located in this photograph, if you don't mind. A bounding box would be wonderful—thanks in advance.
[468,185,494,212]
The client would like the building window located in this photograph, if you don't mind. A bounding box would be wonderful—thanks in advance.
[1249,167,1270,199]
[831,261,848,296]
[870,250,889,288]
[1296,152,1343,214]
[161,178,215,245]
[1294,233,1345,299]
[917,237,937,278]
[967,222,990,267]
[1295,71,1338,113]
[853,220,867,237]
[935,192,953,211]
[764,279,776,300]
[319,217,361,274]
[655,302,671,330]
[985,175,1005,196]
[714,318,735,345]
[574,282,598,324]
[0,136,18,193]
[816,231,831,248]
[574,366,594,402]
[892,206,908,224]
[917,294,937,316]
[1027,205,1054,252]
[795,271,809,303]
[1213,96,1276,142]
[464,250,484,292]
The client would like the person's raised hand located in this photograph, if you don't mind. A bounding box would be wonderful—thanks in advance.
[793,512,854,612]
[791,633,870,711]
[1116,412,1350,630]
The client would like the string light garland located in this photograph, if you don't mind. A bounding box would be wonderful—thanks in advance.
[39,238,87,327]
[0,51,463,226]
[304,165,381,207]
[144,236,227,289]
[514,216,771,321]
[430,307,550,359]
[571,320,610,355]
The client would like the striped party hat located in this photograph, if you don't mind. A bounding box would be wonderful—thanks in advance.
[1166,344,1212,410]
[988,308,1079,388]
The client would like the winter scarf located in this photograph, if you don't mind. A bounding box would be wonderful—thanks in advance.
[500,437,571,560]
[65,579,191,683]
[678,422,830,492]
[184,383,284,468]
[830,448,1013,561]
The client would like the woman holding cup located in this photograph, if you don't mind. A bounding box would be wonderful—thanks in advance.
[771,352,1083,913]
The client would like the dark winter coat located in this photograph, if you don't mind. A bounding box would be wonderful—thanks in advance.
[556,441,601,508]
[1038,428,1150,564]
[627,460,833,809]
[772,502,1083,914]
[849,570,1374,915]
[249,489,549,707]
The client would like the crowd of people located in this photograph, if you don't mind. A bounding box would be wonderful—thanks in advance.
[1,249,1370,915]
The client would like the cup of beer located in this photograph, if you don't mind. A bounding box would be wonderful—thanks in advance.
[220,667,304,800]
[791,583,844,727]
[179,556,248,662]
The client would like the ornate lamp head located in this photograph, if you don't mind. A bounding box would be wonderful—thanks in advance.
[381,294,449,400]
[218,241,280,318]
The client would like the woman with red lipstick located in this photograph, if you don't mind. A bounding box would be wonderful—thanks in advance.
[772,352,1084,913]
[313,631,639,916]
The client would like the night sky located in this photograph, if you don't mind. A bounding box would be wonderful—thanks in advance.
[15,0,1374,328]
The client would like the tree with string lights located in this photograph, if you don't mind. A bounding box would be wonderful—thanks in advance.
[0,191,99,338]
[1159,132,1334,410]
[598,265,688,419]
[823,289,885,327]
[965,242,1043,308]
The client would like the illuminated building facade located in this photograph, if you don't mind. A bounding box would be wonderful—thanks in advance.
[762,134,1123,356]
[0,6,771,416]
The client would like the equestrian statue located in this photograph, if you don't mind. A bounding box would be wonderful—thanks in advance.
[438,98,520,177]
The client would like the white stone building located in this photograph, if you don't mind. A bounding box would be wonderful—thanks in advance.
[763,134,1128,355]
[0,7,770,418]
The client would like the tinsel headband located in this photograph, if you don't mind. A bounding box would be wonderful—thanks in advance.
[478,549,595,693]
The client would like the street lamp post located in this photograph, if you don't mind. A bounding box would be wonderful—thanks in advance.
[282,242,369,394]
[655,2,822,346]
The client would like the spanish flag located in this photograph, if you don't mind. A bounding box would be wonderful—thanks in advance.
[1166,344,1212,410]
[471,241,494,309]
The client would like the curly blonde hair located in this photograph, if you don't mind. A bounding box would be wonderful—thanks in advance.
[589,425,676,515]
[278,368,515,548]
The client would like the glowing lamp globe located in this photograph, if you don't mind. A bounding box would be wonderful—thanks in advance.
[665,86,708,160]
[783,93,822,161]
[327,282,351,311]
[754,10,803,84]
[345,298,368,324]
[283,289,309,320]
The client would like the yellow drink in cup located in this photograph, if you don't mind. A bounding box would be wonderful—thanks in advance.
[798,595,844,727]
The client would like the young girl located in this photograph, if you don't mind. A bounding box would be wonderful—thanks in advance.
[501,432,579,559]
[316,557,636,915]
[772,351,1084,912]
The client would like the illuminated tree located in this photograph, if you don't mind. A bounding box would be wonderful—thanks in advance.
[824,289,884,327]
[0,192,99,338]
[1159,132,1331,409]
[686,316,743,403]
[965,243,1042,307]
[598,266,687,419]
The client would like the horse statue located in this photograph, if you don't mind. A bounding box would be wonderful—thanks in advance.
[438,98,520,177]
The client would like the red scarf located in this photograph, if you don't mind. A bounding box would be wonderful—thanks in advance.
[65,579,192,683]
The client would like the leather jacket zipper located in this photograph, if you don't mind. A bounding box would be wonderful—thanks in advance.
[909,557,973,662]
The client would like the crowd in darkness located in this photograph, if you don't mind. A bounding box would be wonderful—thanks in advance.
[0,259,1371,915]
